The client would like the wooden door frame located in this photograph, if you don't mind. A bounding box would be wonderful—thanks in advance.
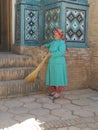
[8,0,12,51]
[0,0,12,51]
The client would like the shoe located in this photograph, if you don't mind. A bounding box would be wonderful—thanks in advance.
[49,93,60,103]
[48,92,56,96]
[53,93,60,99]
[49,93,60,100]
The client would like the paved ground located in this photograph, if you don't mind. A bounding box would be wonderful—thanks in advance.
[0,88,98,130]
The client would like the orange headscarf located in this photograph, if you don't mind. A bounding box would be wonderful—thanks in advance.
[53,28,66,41]
[53,28,68,51]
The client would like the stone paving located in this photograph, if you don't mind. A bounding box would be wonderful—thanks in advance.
[0,88,98,130]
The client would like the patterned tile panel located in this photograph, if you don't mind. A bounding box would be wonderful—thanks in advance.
[66,8,86,43]
[44,7,60,42]
[15,9,21,42]
[25,9,39,41]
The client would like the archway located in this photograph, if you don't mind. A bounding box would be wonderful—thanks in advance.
[0,0,12,51]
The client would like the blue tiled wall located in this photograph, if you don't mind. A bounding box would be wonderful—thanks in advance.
[15,0,89,48]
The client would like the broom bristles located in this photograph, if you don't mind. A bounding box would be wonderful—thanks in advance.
[25,69,39,82]
[24,54,48,82]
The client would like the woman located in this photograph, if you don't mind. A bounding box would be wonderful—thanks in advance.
[41,28,68,99]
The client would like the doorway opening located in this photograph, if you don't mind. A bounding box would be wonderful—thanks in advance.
[0,0,12,51]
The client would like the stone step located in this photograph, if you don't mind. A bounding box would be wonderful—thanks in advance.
[0,67,34,81]
[0,52,43,99]
[0,52,33,68]
[0,79,42,99]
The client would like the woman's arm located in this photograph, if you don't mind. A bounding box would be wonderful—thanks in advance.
[52,42,66,57]
[41,41,53,48]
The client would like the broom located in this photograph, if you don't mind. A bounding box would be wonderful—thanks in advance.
[24,54,49,82]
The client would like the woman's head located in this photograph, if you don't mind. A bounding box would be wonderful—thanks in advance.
[53,28,66,40]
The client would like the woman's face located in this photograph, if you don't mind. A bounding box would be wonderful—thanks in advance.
[54,32,61,40]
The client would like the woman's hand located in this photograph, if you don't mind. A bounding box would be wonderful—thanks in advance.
[47,52,51,57]
[41,45,46,49]
[66,48,69,52]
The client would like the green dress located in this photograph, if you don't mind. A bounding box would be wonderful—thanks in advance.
[44,39,68,87]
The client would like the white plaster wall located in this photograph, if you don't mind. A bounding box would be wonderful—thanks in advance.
[12,0,16,44]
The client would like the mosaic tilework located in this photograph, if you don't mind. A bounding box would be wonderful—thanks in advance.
[25,9,39,41]
[66,8,86,42]
[44,8,60,42]
[15,9,20,42]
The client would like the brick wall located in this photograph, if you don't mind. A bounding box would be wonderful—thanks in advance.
[88,0,98,90]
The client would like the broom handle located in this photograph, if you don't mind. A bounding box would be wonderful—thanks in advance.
[36,53,49,72]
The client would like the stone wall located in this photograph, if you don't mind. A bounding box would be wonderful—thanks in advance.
[12,45,47,66]
[88,0,98,90]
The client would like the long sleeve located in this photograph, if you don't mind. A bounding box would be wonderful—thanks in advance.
[44,41,53,48]
[52,41,66,57]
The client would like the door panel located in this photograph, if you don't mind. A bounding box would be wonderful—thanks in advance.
[0,0,12,51]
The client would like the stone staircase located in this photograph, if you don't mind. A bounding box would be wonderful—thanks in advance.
[0,52,43,99]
